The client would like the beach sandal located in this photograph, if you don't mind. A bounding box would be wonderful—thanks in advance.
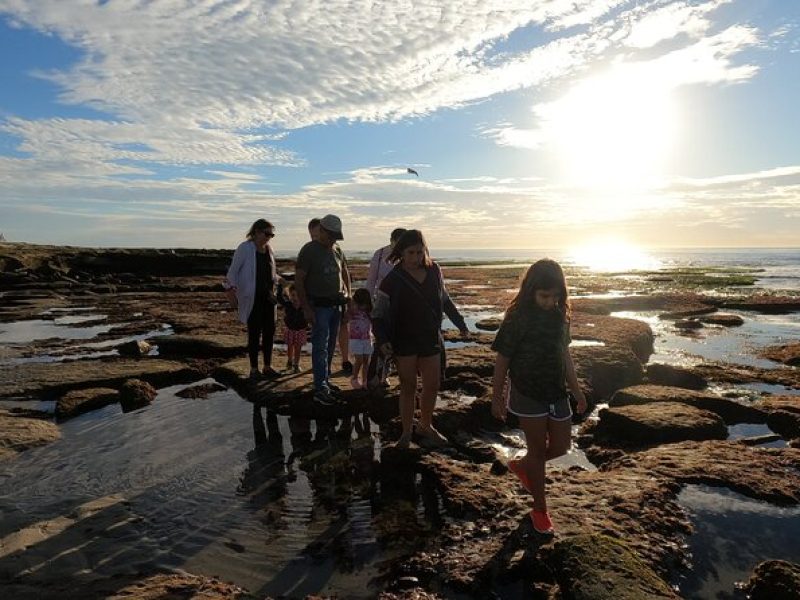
[508,457,532,493]
[530,510,555,535]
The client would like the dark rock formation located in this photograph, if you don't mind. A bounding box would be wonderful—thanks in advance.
[646,363,707,390]
[116,340,152,357]
[118,379,157,412]
[744,560,800,600]
[698,313,744,326]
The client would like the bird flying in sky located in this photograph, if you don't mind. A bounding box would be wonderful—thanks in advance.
[406,167,419,177]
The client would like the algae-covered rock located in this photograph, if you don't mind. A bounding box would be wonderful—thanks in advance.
[56,387,118,420]
[744,560,800,600]
[549,534,679,599]
[0,415,60,456]
[593,402,727,447]
[119,378,157,412]
[699,313,744,326]
[609,384,764,423]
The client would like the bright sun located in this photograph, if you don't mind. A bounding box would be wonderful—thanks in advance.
[569,240,661,272]
[542,66,676,190]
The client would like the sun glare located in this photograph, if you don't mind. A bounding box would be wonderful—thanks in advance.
[569,240,661,272]
[543,66,676,191]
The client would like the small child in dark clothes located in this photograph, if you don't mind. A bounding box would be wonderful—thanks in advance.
[278,283,308,373]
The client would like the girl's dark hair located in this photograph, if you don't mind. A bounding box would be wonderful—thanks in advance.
[307,218,321,231]
[390,228,407,243]
[352,288,373,313]
[246,218,274,240]
[388,229,432,267]
[507,258,570,320]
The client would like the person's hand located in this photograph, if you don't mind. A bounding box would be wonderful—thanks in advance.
[380,342,393,357]
[225,288,238,310]
[574,389,588,415]
[303,306,315,325]
[491,395,507,421]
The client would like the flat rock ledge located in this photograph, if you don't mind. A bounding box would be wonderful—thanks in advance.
[759,342,800,367]
[590,402,727,447]
[609,384,765,424]
[56,387,118,421]
[1,572,250,600]
[597,440,800,505]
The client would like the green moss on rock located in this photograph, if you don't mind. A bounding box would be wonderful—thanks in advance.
[548,534,679,600]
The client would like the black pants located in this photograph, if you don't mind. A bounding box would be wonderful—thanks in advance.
[247,299,276,370]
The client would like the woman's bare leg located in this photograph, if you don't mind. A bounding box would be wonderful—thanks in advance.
[415,354,444,441]
[394,355,418,447]
[518,416,550,511]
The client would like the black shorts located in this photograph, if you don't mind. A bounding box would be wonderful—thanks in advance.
[393,333,442,358]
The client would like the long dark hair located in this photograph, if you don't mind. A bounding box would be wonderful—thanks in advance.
[246,218,274,240]
[387,229,432,267]
[507,258,570,320]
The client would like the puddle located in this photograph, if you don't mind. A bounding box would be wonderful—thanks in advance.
[726,423,786,447]
[0,399,57,414]
[0,318,118,344]
[0,325,172,365]
[613,310,800,369]
[444,310,503,332]
[676,484,800,599]
[483,426,597,472]
[0,384,442,597]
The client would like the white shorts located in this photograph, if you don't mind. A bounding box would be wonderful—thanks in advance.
[349,338,373,356]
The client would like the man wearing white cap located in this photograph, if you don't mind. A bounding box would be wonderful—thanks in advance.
[295,214,351,405]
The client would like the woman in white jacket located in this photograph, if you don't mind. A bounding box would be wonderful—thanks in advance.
[225,219,280,379]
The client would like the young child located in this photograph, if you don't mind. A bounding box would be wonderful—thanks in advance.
[490,258,587,535]
[347,288,374,389]
[278,283,308,373]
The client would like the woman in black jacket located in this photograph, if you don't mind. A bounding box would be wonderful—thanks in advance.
[372,230,468,448]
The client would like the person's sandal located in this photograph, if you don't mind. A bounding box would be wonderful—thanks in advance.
[508,457,532,493]
[262,367,281,379]
[530,510,555,535]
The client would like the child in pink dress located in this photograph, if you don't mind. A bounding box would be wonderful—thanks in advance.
[347,288,374,389]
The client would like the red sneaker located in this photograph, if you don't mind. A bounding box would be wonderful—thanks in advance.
[508,457,532,493]
[530,510,554,535]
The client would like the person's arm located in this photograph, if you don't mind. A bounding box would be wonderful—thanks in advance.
[365,248,381,295]
[491,353,510,421]
[294,268,314,325]
[565,348,587,415]
[371,288,393,356]
[224,243,246,309]
[341,250,352,297]
[437,263,468,335]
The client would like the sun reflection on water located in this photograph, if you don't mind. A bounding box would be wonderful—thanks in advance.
[568,241,661,272]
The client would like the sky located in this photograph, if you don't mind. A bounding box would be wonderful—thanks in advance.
[0,0,798,254]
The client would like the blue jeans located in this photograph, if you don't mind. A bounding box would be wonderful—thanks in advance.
[311,306,341,391]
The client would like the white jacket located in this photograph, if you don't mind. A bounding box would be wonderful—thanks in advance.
[225,240,277,324]
[366,244,394,297]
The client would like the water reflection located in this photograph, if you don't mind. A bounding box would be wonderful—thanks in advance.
[677,484,800,599]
